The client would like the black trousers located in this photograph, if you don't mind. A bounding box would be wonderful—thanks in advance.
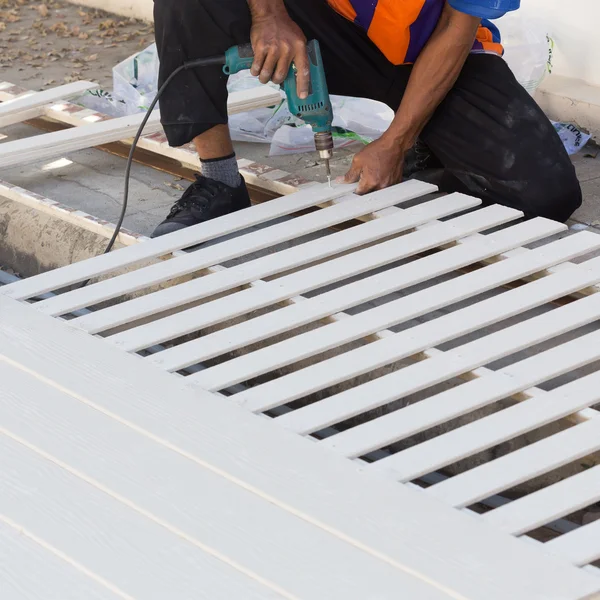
[154,0,582,222]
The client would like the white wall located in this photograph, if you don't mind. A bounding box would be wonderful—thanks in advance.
[74,0,153,22]
[522,0,600,88]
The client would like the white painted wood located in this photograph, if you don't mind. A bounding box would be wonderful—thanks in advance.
[74,187,450,334]
[38,179,438,317]
[546,519,600,567]
[0,520,123,600]
[2,297,596,600]
[426,383,600,507]
[0,111,164,168]
[324,312,600,461]
[0,434,289,600]
[483,465,600,536]
[0,81,99,127]
[107,204,518,353]
[0,88,280,169]
[0,361,447,600]
[190,221,583,390]
[0,183,356,300]
[238,252,600,416]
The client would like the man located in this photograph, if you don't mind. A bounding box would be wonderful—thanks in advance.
[151,0,582,237]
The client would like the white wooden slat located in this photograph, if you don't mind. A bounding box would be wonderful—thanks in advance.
[75,186,447,334]
[3,298,598,600]
[0,81,99,127]
[0,435,289,600]
[0,183,356,301]
[107,203,518,353]
[0,111,163,168]
[191,222,585,390]
[324,315,600,461]
[483,465,600,536]
[0,362,433,600]
[0,520,124,600]
[426,380,600,508]
[38,179,438,317]
[546,519,600,567]
[0,87,281,168]
[238,251,600,417]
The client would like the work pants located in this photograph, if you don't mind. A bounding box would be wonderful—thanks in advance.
[154,0,582,222]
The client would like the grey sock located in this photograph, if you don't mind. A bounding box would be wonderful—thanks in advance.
[200,153,241,188]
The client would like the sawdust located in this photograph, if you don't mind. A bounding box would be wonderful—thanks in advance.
[0,0,154,89]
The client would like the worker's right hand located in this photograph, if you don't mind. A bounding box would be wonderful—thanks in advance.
[249,3,310,99]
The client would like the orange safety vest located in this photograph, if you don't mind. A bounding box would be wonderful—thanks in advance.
[327,0,503,65]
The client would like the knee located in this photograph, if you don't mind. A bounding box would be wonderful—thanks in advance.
[524,163,582,223]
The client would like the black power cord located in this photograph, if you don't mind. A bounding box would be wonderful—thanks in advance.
[79,55,226,288]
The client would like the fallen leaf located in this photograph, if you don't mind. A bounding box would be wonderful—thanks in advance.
[85,53,98,61]
[37,4,48,17]
[0,23,5,31]
[165,181,185,191]
[78,31,88,39]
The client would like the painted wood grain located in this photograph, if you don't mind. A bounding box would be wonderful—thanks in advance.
[190,218,576,390]
[37,179,437,317]
[1,296,596,600]
[237,245,600,416]
[107,204,518,353]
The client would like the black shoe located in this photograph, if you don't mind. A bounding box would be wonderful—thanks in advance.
[403,139,443,179]
[151,175,251,238]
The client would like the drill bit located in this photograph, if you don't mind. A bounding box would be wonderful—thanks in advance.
[325,158,331,187]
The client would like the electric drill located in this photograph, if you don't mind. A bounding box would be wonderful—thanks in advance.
[223,40,334,184]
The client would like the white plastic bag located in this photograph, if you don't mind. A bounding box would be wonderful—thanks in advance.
[497,12,553,95]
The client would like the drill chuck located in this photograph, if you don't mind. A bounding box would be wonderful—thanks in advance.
[315,131,333,160]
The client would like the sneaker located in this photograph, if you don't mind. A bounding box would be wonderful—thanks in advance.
[151,174,251,238]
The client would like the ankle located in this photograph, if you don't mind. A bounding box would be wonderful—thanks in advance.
[200,153,241,188]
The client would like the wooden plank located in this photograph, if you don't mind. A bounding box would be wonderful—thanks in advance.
[107,203,518,353]
[236,249,600,416]
[483,465,600,536]
[0,81,99,127]
[0,360,449,600]
[426,381,600,507]
[0,182,356,300]
[324,317,600,461]
[190,220,581,390]
[0,111,163,168]
[546,519,600,567]
[0,434,289,600]
[2,297,597,600]
[0,88,280,169]
[73,191,469,334]
[37,179,437,316]
[0,520,124,600]
[74,186,447,333]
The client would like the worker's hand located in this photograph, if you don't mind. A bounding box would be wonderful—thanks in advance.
[249,5,310,98]
[341,136,406,195]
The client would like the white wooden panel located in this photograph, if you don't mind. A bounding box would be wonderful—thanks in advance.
[483,465,600,536]
[0,362,432,600]
[68,188,454,333]
[1,187,356,304]
[0,520,123,600]
[39,179,438,316]
[324,304,600,460]
[191,222,585,390]
[0,111,163,168]
[0,87,280,170]
[2,297,596,600]
[546,519,600,567]
[0,434,288,600]
[426,389,600,508]
[0,81,98,127]
[372,310,600,481]
[109,204,518,353]
[239,252,600,416]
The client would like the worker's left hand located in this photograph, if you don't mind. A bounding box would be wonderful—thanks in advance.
[340,135,406,195]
